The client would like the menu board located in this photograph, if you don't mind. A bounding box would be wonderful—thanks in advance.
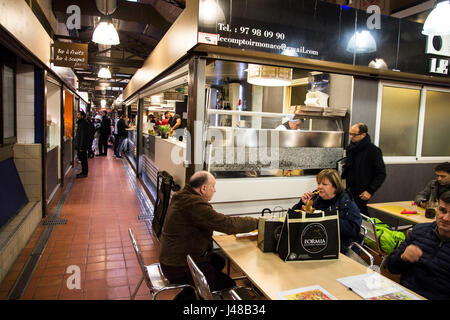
[53,41,88,69]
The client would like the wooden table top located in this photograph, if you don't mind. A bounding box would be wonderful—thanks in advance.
[367,201,434,224]
[213,235,424,300]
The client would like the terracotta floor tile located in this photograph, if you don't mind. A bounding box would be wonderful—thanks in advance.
[87,255,106,264]
[87,249,106,257]
[84,288,107,300]
[106,286,130,299]
[85,270,106,281]
[0,157,162,300]
[86,262,106,273]
[106,276,128,288]
[106,268,127,279]
[106,261,126,270]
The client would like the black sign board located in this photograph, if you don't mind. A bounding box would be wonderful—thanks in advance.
[78,81,93,92]
[52,41,88,69]
[197,0,449,78]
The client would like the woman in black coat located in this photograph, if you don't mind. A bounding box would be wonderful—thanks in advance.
[292,169,362,253]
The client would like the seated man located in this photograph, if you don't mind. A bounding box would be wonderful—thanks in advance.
[415,162,450,208]
[159,171,258,300]
[387,190,450,300]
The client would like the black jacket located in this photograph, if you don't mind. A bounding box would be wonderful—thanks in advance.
[74,118,90,151]
[87,121,95,143]
[117,118,128,138]
[387,222,450,300]
[292,191,362,253]
[100,115,111,136]
[342,134,386,197]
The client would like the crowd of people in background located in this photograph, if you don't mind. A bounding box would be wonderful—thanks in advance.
[74,109,182,178]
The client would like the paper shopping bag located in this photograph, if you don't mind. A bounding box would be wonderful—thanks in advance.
[277,209,340,261]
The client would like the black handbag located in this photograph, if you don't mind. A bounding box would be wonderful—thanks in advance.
[257,208,285,253]
[277,209,340,261]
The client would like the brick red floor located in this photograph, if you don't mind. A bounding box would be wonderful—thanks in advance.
[0,153,173,300]
[0,151,249,301]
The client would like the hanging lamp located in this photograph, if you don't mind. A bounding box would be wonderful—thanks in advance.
[246,64,292,87]
[422,1,450,36]
[98,66,112,79]
[92,16,120,45]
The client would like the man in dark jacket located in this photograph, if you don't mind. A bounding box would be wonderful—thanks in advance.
[98,110,111,156]
[159,171,258,300]
[86,116,95,158]
[342,122,386,215]
[74,111,90,178]
[114,114,128,158]
[415,162,450,208]
[387,191,450,300]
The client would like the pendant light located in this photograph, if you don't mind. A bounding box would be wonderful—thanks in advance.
[346,30,377,54]
[422,1,450,36]
[92,16,120,45]
[246,64,292,87]
[98,66,112,79]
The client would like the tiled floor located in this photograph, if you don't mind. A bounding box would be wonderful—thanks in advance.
[0,152,170,300]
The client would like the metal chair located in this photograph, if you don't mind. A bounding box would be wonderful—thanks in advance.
[186,254,262,300]
[360,213,390,271]
[128,228,196,300]
[345,242,375,270]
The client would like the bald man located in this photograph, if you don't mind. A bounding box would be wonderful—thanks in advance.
[342,123,386,215]
[159,171,258,300]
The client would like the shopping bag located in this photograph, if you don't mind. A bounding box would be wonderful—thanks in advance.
[277,209,340,261]
[257,208,285,252]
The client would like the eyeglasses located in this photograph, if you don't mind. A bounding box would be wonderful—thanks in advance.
[349,133,362,137]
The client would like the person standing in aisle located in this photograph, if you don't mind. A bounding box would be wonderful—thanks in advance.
[86,115,95,158]
[341,122,386,215]
[114,113,129,159]
[98,110,111,156]
[74,111,90,178]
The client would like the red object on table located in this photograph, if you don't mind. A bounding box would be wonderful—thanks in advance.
[401,209,417,214]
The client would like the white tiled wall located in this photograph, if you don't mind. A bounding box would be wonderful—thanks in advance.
[16,64,35,144]
[0,201,42,284]
[13,144,42,202]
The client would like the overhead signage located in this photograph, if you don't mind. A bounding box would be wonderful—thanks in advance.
[197,0,449,79]
[52,41,88,69]
[78,81,92,92]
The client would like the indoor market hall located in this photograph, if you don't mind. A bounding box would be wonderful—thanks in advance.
[1,0,449,306]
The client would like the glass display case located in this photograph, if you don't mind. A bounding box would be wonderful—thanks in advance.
[203,59,349,178]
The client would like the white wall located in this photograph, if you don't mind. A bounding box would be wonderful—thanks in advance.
[16,63,35,144]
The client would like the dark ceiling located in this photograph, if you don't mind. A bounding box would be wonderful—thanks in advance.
[51,0,186,109]
[49,0,432,109]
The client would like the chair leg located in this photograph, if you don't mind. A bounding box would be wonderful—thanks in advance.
[131,276,144,300]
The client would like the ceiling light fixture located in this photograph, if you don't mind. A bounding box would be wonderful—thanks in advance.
[422,1,450,36]
[346,30,377,54]
[98,66,112,78]
[92,17,120,45]
[246,64,292,87]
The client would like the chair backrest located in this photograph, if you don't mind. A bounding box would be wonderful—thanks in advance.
[359,225,368,245]
[360,213,382,253]
[347,242,374,269]
[128,228,153,288]
[186,254,214,300]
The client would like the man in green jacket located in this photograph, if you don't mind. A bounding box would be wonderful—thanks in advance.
[159,171,258,300]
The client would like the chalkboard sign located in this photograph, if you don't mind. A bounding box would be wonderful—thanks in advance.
[52,41,88,69]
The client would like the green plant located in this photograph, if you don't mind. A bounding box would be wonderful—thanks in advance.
[159,125,170,134]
